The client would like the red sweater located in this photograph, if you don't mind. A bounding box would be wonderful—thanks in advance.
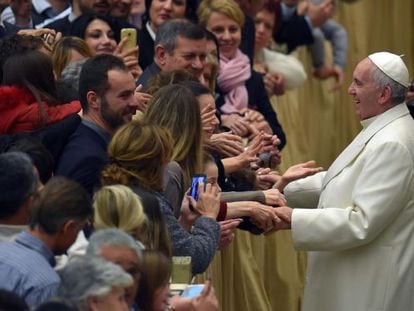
[0,85,81,135]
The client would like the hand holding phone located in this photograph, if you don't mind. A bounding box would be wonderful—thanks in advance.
[120,28,137,51]
[189,174,206,211]
[191,182,220,219]
[181,284,205,298]
[190,174,206,202]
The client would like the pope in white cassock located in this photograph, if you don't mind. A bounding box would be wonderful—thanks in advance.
[275,52,414,311]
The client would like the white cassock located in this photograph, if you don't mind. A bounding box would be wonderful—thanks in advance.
[285,103,414,311]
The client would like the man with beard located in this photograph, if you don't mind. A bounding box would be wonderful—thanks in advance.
[56,54,139,196]
[137,19,207,89]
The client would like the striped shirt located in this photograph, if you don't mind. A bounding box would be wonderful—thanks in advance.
[0,231,60,306]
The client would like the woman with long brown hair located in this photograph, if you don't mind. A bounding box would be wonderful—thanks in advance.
[101,121,221,274]
[0,49,81,135]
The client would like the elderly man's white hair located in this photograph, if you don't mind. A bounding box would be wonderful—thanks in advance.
[58,255,133,311]
[86,228,144,260]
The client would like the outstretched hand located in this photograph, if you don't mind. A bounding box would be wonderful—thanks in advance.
[206,132,244,157]
[275,160,323,191]
[218,218,242,249]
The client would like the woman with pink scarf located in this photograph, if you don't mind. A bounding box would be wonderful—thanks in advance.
[198,0,286,149]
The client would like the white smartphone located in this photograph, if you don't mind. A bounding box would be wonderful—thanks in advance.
[180,284,205,298]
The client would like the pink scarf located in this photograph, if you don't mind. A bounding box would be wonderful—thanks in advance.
[218,49,251,114]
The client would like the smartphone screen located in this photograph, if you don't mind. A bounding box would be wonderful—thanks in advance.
[181,284,204,298]
[190,174,206,202]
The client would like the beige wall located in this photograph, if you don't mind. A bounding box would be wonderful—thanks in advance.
[208,2,414,310]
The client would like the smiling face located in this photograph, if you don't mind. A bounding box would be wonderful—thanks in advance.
[100,69,138,131]
[160,36,207,78]
[207,11,241,60]
[84,19,117,55]
[152,283,170,311]
[149,0,186,32]
[348,58,384,120]
[254,9,275,50]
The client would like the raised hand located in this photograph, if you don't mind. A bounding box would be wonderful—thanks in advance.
[255,168,281,190]
[262,188,287,206]
[221,114,251,137]
[275,160,323,191]
[195,183,221,219]
[218,218,242,249]
[236,132,265,167]
[134,84,152,113]
[114,37,142,79]
[206,132,244,157]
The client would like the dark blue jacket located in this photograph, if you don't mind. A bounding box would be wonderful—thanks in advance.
[138,24,154,71]
[55,121,110,197]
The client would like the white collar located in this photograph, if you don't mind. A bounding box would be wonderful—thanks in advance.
[146,21,156,41]
[360,114,380,129]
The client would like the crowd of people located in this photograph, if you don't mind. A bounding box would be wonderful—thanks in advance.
[0,0,413,310]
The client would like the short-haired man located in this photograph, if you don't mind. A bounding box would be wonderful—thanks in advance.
[0,177,93,306]
[137,19,207,89]
[56,54,139,196]
[86,228,144,309]
[275,52,414,311]
[0,151,38,242]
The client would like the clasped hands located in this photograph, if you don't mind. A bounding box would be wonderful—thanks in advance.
[264,206,293,234]
[249,203,292,234]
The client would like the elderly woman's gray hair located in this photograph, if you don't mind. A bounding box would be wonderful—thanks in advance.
[58,255,133,310]
[86,228,144,260]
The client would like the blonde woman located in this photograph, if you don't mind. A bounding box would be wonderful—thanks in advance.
[101,121,221,275]
[198,0,286,148]
[93,184,148,244]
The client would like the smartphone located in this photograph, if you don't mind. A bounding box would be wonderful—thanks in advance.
[181,284,205,298]
[189,174,206,211]
[120,28,137,51]
[190,174,206,201]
